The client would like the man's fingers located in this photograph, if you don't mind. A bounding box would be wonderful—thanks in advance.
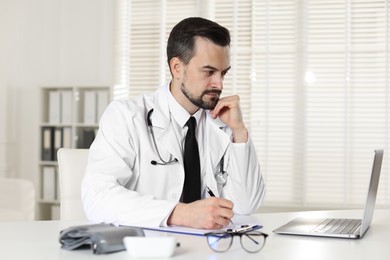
[206,197,234,225]
[211,96,234,116]
[168,198,234,229]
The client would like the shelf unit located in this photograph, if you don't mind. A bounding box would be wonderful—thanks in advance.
[38,86,111,220]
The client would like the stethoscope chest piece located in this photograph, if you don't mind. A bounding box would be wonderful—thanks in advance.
[215,171,228,186]
[215,155,228,187]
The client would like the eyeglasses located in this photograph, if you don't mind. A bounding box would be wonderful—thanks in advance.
[205,228,268,253]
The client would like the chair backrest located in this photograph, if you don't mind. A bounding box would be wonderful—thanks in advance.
[0,178,35,221]
[57,148,89,221]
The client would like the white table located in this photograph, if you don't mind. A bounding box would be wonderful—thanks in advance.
[1,209,389,260]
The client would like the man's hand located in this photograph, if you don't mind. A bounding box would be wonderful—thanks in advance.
[210,95,248,143]
[167,198,234,229]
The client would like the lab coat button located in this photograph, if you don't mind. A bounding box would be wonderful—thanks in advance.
[171,193,178,200]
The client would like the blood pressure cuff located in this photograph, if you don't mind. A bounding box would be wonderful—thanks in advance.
[59,223,145,254]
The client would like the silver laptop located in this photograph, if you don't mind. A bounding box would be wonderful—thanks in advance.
[273,149,383,239]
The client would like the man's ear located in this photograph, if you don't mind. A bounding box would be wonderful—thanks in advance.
[169,57,182,79]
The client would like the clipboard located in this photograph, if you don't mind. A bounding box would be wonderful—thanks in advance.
[139,214,262,236]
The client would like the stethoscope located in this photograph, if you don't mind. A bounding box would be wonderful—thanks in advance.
[147,109,178,165]
[215,155,228,187]
[147,108,228,187]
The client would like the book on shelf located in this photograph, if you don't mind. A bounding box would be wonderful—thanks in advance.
[84,90,97,124]
[47,89,73,124]
[42,127,74,161]
[62,127,72,148]
[39,86,109,220]
[80,129,96,148]
[60,90,73,124]
[42,166,56,200]
[41,127,54,161]
[53,128,63,161]
[48,91,61,124]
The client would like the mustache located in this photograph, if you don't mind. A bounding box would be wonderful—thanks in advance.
[203,89,222,96]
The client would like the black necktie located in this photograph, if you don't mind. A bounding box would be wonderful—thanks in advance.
[182,116,201,203]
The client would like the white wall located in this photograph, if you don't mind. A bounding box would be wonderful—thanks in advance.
[0,0,115,182]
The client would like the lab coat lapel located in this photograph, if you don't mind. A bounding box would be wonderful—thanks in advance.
[204,113,231,194]
[206,113,231,165]
[159,123,182,163]
[149,86,182,163]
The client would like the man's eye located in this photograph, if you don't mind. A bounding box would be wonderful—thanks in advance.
[205,70,214,76]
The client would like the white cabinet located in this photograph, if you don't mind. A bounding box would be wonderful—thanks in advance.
[38,86,111,220]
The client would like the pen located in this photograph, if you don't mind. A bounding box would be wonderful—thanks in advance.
[206,186,234,225]
[207,186,216,197]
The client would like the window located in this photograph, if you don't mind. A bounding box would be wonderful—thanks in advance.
[115,0,390,210]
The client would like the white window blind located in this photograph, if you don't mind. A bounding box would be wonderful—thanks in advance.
[114,0,198,99]
[115,0,390,210]
[250,0,302,207]
[304,0,390,209]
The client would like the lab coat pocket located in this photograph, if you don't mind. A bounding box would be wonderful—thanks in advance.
[137,159,184,201]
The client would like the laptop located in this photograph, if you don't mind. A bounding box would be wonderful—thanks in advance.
[273,149,384,239]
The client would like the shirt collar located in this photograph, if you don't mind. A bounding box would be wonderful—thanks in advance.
[167,86,203,128]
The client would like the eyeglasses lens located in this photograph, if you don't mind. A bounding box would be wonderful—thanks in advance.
[206,233,233,252]
[240,232,266,253]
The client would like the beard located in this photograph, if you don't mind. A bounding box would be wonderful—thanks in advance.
[181,82,221,110]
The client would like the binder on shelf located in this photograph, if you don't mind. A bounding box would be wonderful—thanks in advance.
[80,129,96,148]
[61,90,73,124]
[84,90,97,124]
[96,90,109,123]
[42,166,56,200]
[41,127,54,161]
[39,86,109,221]
[53,128,63,161]
[48,91,61,124]
[62,127,72,148]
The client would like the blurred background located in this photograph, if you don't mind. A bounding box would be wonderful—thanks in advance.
[1,0,389,220]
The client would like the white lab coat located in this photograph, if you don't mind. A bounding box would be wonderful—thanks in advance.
[81,83,265,227]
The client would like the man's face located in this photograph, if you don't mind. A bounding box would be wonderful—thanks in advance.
[180,37,231,110]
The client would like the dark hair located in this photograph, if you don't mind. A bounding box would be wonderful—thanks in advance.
[167,17,230,69]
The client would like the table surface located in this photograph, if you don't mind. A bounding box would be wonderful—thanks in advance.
[1,209,389,260]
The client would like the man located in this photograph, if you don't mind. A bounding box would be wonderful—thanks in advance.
[82,17,265,229]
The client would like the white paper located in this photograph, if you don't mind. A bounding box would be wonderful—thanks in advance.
[140,214,262,236]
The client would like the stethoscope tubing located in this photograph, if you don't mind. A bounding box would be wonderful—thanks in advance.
[147,109,178,165]
[147,108,227,186]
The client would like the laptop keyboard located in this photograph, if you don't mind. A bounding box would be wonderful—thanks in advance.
[313,218,362,234]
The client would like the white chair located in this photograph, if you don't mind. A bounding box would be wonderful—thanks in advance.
[57,148,89,221]
[0,178,35,221]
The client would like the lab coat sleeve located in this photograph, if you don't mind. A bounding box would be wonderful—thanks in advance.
[81,101,177,227]
[222,134,265,214]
